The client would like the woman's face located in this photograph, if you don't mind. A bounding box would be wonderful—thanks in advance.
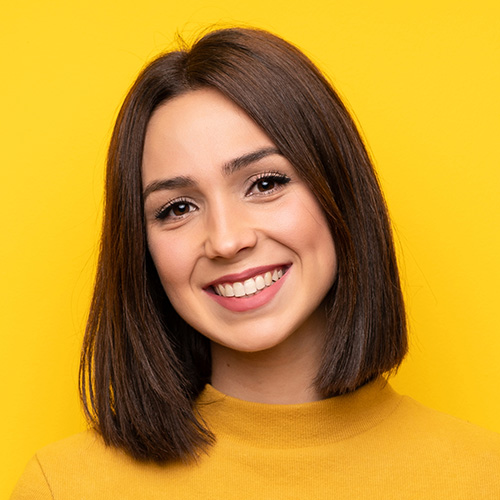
[142,88,337,354]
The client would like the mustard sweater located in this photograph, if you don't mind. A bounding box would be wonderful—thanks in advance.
[11,379,500,499]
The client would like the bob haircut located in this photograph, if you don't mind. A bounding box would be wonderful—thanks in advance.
[80,27,407,463]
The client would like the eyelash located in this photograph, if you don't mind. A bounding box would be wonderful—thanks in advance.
[154,171,291,222]
[246,171,291,196]
[155,197,194,221]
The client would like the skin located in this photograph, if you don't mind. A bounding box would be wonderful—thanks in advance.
[142,88,337,403]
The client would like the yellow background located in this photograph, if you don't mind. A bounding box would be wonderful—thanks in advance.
[2,0,499,495]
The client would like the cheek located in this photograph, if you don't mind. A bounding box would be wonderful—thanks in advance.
[274,191,336,262]
[147,232,197,298]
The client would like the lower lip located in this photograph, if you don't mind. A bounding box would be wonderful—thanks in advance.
[205,268,290,313]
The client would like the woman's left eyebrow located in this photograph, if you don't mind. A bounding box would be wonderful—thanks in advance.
[222,147,281,176]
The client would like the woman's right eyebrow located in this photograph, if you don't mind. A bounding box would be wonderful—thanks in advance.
[143,176,194,200]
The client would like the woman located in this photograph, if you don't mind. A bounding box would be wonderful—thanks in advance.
[12,27,500,499]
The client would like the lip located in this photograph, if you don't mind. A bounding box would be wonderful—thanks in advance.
[204,263,291,288]
[204,264,291,313]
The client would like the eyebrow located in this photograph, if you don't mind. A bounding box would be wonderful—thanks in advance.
[222,147,280,175]
[143,147,281,200]
[143,176,195,200]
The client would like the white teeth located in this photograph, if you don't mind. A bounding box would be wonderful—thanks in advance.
[255,275,265,290]
[244,278,257,295]
[213,267,286,298]
[233,282,245,297]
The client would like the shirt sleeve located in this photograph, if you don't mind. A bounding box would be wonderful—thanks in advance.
[10,455,54,500]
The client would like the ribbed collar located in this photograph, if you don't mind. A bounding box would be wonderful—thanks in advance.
[196,378,403,449]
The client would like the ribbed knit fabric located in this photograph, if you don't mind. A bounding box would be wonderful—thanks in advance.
[11,378,500,499]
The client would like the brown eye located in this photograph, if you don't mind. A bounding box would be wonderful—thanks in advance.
[256,179,276,192]
[247,173,291,197]
[155,199,197,221]
[171,202,190,216]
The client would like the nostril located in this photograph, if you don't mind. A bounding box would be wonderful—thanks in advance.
[204,225,258,260]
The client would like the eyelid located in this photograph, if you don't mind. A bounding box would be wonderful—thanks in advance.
[154,197,198,222]
[149,170,291,222]
[246,170,291,196]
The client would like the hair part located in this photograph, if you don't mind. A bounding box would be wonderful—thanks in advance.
[80,27,407,463]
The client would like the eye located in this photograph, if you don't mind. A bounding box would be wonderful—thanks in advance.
[247,172,291,196]
[155,199,197,221]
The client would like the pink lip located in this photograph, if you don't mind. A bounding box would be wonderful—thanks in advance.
[204,265,291,313]
[204,263,290,288]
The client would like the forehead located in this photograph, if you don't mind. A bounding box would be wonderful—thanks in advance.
[142,88,276,184]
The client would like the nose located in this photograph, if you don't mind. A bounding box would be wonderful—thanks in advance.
[204,201,258,260]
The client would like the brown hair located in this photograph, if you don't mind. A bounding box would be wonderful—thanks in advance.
[80,27,407,463]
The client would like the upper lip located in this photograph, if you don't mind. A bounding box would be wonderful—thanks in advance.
[204,263,291,288]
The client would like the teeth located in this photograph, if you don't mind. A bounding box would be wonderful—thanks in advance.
[233,282,245,297]
[244,278,257,295]
[213,267,286,298]
[255,275,265,290]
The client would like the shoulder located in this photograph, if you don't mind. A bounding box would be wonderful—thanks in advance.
[35,429,147,478]
[380,391,500,483]
[11,430,142,499]
[35,429,113,461]
[393,393,500,450]
[345,386,500,496]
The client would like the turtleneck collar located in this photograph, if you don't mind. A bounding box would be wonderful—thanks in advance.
[196,377,403,449]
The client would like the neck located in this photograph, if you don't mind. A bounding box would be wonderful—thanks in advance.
[210,325,324,404]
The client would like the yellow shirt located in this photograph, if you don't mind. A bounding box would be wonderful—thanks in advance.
[11,379,500,499]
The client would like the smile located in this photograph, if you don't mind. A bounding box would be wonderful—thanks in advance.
[212,267,287,298]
